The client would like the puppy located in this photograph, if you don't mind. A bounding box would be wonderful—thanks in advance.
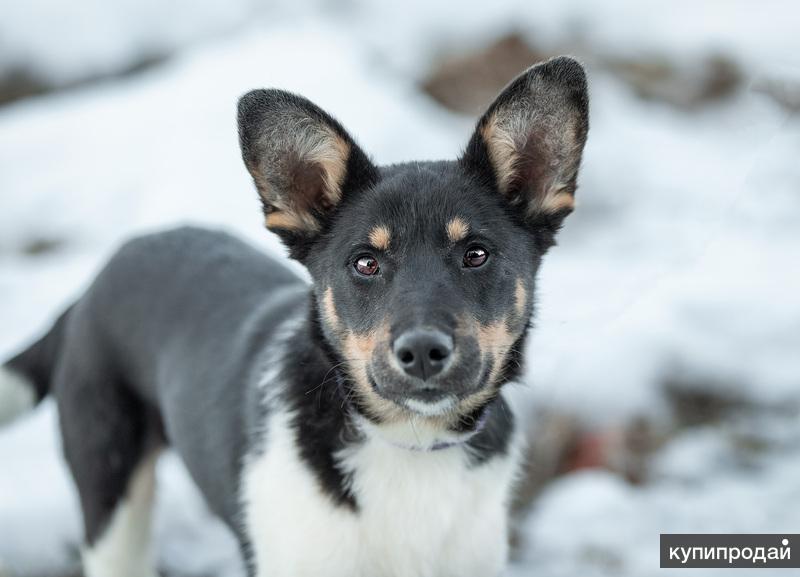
[0,56,589,577]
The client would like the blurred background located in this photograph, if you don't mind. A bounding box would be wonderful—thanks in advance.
[0,0,798,575]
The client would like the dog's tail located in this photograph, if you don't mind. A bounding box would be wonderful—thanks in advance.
[0,306,72,426]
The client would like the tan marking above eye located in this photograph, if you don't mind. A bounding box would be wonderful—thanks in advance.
[368,225,391,251]
[446,217,470,243]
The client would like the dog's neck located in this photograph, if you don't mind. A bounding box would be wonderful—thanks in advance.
[330,369,495,452]
[268,314,517,509]
[350,406,494,452]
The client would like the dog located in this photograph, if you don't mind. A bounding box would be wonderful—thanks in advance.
[0,56,588,577]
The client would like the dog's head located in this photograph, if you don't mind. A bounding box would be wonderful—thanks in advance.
[239,57,588,437]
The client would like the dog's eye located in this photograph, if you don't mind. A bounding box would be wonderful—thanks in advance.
[463,246,488,268]
[354,255,380,276]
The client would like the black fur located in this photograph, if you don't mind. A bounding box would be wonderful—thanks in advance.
[282,315,360,510]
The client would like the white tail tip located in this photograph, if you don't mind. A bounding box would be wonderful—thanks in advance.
[0,365,36,426]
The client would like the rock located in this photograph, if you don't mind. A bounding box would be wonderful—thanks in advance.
[663,376,750,428]
[604,53,742,109]
[20,237,65,256]
[420,33,551,115]
[0,68,51,107]
[0,54,165,107]
[420,30,743,113]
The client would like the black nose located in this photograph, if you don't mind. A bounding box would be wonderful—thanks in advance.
[393,329,453,381]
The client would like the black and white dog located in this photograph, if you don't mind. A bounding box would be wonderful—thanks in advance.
[0,57,588,577]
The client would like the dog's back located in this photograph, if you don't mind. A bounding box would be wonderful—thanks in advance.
[5,227,306,537]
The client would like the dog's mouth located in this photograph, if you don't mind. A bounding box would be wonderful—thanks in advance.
[366,375,456,417]
[333,326,505,426]
[365,361,493,419]
[403,394,458,417]
[353,366,497,451]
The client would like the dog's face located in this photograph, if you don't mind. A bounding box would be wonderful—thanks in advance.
[239,57,589,428]
[308,166,539,423]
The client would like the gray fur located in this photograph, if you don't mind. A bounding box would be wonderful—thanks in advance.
[54,227,306,542]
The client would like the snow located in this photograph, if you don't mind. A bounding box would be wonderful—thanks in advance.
[511,414,800,577]
[0,0,254,83]
[0,403,244,576]
[1,1,799,575]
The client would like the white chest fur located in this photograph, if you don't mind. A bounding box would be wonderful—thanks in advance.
[240,409,520,577]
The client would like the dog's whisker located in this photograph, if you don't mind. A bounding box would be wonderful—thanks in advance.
[305,360,350,395]
[408,416,422,446]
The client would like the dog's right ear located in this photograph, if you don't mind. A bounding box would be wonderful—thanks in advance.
[238,89,379,260]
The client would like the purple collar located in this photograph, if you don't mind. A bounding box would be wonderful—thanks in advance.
[426,408,491,451]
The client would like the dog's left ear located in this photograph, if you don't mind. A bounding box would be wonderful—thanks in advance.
[461,56,589,247]
[238,89,378,260]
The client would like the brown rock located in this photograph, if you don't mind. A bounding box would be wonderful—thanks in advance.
[420,33,551,115]
[604,53,742,109]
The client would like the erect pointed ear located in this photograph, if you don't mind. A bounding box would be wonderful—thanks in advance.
[461,57,589,246]
[238,89,379,259]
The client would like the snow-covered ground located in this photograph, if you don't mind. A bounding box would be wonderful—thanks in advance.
[1,1,799,575]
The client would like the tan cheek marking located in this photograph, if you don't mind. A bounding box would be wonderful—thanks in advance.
[321,287,341,332]
[514,278,527,319]
[368,225,391,251]
[457,386,500,418]
[446,217,470,243]
[342,323,403,422]
[343,330,377,360]
[477,317,516,385]
[447,315,516,418]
